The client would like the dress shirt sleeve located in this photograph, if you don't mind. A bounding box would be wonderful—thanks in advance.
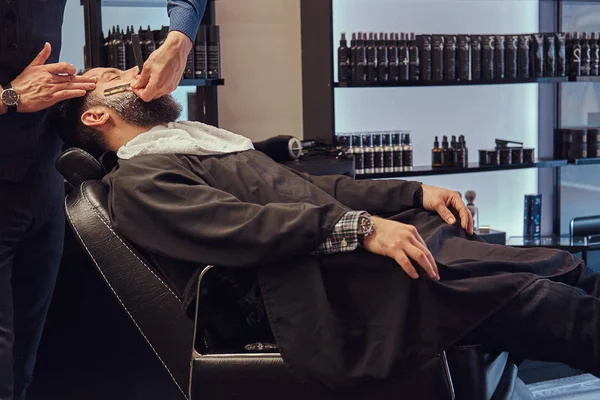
[167,0,207,41]
[313,211,365,255]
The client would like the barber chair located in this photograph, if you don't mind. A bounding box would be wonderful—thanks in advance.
[571,215,600,266]
[56,147,534,400]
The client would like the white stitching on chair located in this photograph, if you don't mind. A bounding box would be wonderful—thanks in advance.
[79,185,180,300]
[65,194,188,400]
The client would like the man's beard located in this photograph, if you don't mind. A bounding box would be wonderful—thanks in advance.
[98,92,183,127]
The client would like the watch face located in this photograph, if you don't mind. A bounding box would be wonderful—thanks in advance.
[1,89,19,106]
[358,216,373,235]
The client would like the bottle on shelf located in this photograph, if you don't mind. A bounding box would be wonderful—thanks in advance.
[387,33,399,81]
[338,32,350,82]
[408,33,420,81]
[444,35,457,81]
[568,32,582,78]
[367,33,378,82]
[581,32,591,77]
[352,134,365,175]
[374,133,385,174]
[401,133,413,171]
[363,133,375,174]
[399,33,410,81]
[207,25,221,79]
[383,133,394,173]
[393,132,403,172]
[195,25,208,79]
[124,26,135,70]
[140,25,156,62]
[450,135,458,166]
[457,135,468,168]
[113,26,127,70]
[377,33,388,82]
[354,33,367,82]
[591,32,600,76]
[441,135,452,167]
[432,136,442,168]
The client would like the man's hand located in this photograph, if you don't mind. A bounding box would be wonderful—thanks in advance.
[10,43,97,113]
[363,216,439,281]
[131,31,192,102]
[422,184,474,235]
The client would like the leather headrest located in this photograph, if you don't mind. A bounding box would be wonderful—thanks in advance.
[56,148,105,187]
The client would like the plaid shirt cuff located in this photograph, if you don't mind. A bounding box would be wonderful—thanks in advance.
[313,211,365,255]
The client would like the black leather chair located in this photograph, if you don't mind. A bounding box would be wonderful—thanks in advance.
[56,147,534,400]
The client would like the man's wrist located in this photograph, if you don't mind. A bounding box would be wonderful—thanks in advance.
[166,30,193,54]
[0,85,7,115]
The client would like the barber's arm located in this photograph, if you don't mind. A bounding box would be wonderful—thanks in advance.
[0,43,96,115]
[105,157,349,268]
[300,174,474,234]
[132,0,207,101]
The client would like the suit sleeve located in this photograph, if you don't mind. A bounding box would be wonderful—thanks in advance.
[167,0,207,41]
[105,157,349,268]
[286,170,423,216]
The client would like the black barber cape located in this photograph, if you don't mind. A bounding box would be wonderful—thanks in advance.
[102,149,581,390]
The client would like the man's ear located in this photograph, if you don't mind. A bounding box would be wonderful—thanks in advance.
[81,107,111,129]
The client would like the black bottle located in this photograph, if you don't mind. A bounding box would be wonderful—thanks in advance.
[366,33,378,82]
[349,33,357,82]
[112,26,127,70]
[383,133,394,173]
[556,33,567,77]
[569,32,582,78]
[338,32,350,82]
[195,25,208,79]
[393,133,403,172]
[139,26,156,61]
[124,26,135,70]
[419,35,432,81]
[450,135,458,166]
[506,35,518,80]
[399,33,410,81]
[591,32,600,76]
[581,32,591,76]
[457,35,471,80]
[458,135,468,167]
[401,133,413,171]
[408,33,420,81]
[432,35,444,81]
[518,35,531,79]
[482,35,495,80]
[107,27,116,68]
[377,33,388,82]
[351,135,365,176]
[354,33,367,82]
[432,136,442,168]
[495,35,505,80]
[471,35,482,80]
[207,25,221,79]
[387,33,399,81]
[363,134,375,174]
[103,28,112,68]
[444,35,457,81]
[374,133,385,174]
[441,135,452,167]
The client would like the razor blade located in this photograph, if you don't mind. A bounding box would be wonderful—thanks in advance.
[104,83,132,97]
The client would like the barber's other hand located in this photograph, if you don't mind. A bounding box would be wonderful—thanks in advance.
[132,31,192,102]
[363,217,439,281]
[11,43,97,113]
[422,184,474,235]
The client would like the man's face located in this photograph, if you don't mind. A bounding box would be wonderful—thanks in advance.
[80,67,182,127]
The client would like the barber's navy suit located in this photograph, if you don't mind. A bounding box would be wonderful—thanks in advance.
[0,0,206,398]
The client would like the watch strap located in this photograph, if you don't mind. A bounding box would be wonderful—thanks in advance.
[1,82,17,114]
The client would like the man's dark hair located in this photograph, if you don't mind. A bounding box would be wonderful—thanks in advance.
[50,94,110,159]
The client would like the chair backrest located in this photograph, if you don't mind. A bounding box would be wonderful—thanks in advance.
[570,215,600,238]
[57,148,194,399]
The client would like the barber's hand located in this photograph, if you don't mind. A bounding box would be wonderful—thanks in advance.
[131,31,192,102]
[363,217,439,281]
[422,184,474,235]
[10,43,97,113]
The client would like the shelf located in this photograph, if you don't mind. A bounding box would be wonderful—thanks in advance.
[355,160,567,180]
[571,76,600,83]
[179,79,224,87]
[334,77,568,88]
[568,157,600,165]
[101,0,165,7]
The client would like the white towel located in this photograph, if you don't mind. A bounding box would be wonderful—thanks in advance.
[117,121,254,159]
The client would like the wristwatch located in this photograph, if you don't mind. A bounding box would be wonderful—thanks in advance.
[357,212,375,246]
[1,82,19,114]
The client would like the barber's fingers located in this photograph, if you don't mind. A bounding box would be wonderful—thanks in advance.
[405,244,438,280]
[45,62,77,75]
[53,82,96,93]
[28,43,52,68]
[133,79,161,102]
[132,65,152,90]
[52,74,97,84]
[410,236,438,279]
[435,203,457,226]
[51,89,87,102]
[393,251,419,280]
[452,198,474,235]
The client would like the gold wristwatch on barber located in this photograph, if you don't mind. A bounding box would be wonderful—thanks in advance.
[1,83,19,115]
[357,212,375,247]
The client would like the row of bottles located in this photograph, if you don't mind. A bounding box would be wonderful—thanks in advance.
[90,24,221,80]
[431,135,469,168]
[336,132,413,175]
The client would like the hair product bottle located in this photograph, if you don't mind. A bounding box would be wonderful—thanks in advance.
[419,35,432,81]
[387,33,399,81]
[408,33,420,81]
[544,34,556,77]
[458,35,471,80]
[124,26,135,70]
[399,33,410,81]
[393,133,403,172]
[450,135,458,167]
[518,35,531,79]
[432,35,444,81]
[338,32,350,82]
[444,35,457,81]
[367,33,378,82]
[495,35,505,80]
[374,133,385,174]
[352,134,365,175]
[456,135,467,168]
[401,133,413,171]
[482,35,495,80]
[377,33,388,82]
[441,135,452,167]
[556,33,567,77]
[581,32,591,76]
[471,35,482,80]
[432,136,442,168]
[363,133,375,174]
[355,33,367,82]
[591,32,600,76]
[383,133,394,173]
[139,26,156,61]
[207,25,221,79]
[506,35,518,79]
[569,32,582,78]
[194,25,208,79]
